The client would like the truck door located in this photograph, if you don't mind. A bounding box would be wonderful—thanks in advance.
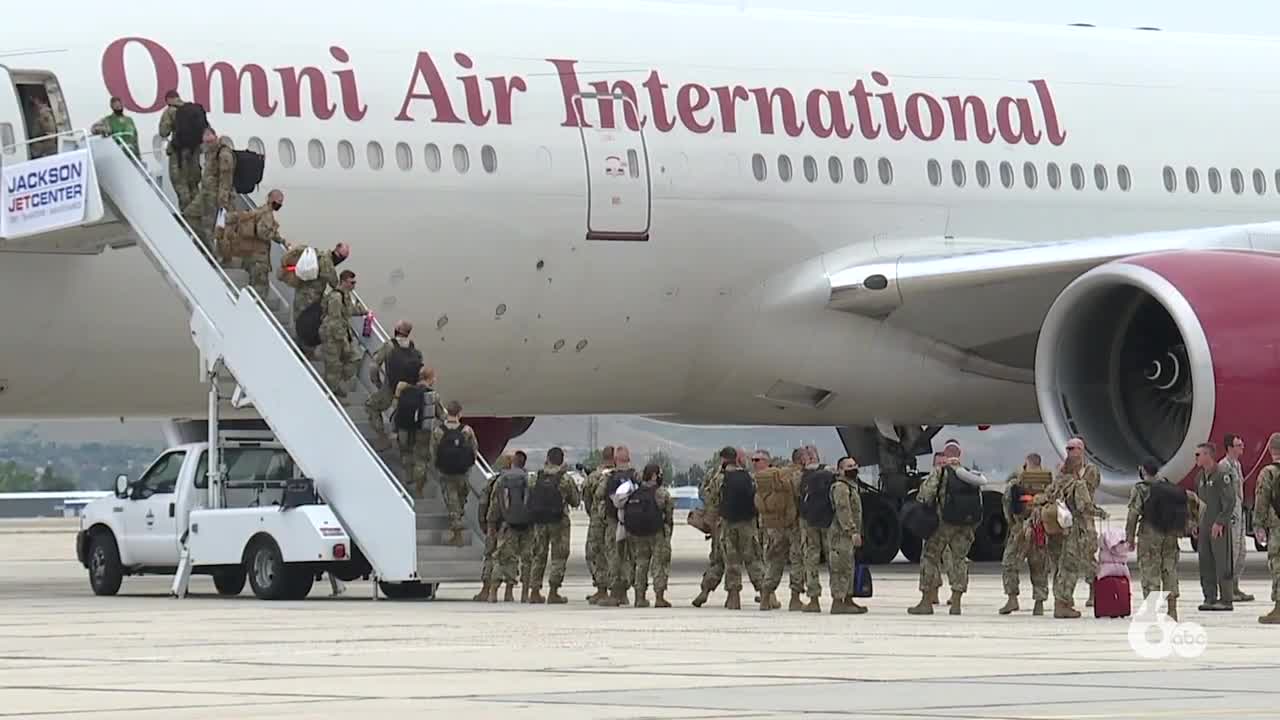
[122,450,185,566]
[574,92,651,242]
[0,65,30,163]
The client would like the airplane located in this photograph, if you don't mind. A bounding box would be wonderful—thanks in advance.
[2,0,1277,563]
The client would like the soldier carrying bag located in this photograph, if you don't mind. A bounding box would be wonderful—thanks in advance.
[755,467,797,529]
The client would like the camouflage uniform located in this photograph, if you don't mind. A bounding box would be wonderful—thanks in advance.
[758,465,805,600]
[1252,465,1280,606]
[222,205,284,297]
[1002,473,1050,603]
[598,467,637,597]
[319,288,365,398]
[581,463,613,596]
[477,474,500,590]
[697,468,727,595]
[630,484,675,598]
[29,104,58,158]
[487,468,535,589]
[430,421,478,532]
[529,465,581,594]
[918,467,977,596]
[365,338,429,449]
[1125,480,1181,600]
[393,381,438,497]
[716,464,764,595]
[827,476,863,601]
[185,137,235,252]
[1047,469,1100,607]
[159,102,201,209]
[292,249,340,339]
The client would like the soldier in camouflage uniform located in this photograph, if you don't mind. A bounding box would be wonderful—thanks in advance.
[431,402,478,544]
[691,454,727,608]
[222,189,287,298]
[319,270,367,399]
[716,446,767,611]
[473,454,507,602]
[184,128,236,253]
[1253,432,1280,624]
[828,457,867,614]
[1057,437,1103,607]
[487,454,534,602]
[158,90,201,209]
[394,367,441,500]
[999,455,1051,616]
[28,94,58,159]
[755,449,806,611]
[527,447,580,605]
[1046,441,1105,619]
[1126,459,1183,620]
[365,321,421,452]
[582,446,615,603]
[908,441,986,616]
[292,243,350,345]
[630,463,675,608]
[597,446,638,607]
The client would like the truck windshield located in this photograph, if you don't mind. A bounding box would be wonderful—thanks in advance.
[194,448,298,489]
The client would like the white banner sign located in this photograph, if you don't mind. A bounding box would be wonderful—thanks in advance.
[1,149,96,239]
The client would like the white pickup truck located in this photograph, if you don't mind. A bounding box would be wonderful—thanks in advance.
[76,431,371,600]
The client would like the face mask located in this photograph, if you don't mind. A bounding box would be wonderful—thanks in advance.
[112,108,123,116]
[270,202,282,211]
[332,252,347,265]
[844,470,858,479]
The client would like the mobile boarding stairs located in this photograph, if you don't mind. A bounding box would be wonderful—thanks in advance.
[0,131,491,597]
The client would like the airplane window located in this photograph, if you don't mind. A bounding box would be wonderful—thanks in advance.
[424,143,442,173]
[1162,166,1177,192]
[951,159,966,187]
[1070,163,1085,190]
[828,156,843,183]
[976,160,991,188]
[803,155,818,183]
[1047,162,1062,190]
[1023,161,1038,189]
[1207,167,1222,194]
[853,157,869,184]
[778,155,793,183]
[625,149,638,179]
[1094,164,1108,191]
[1185,167,1200,194]
[307,139,326,169]
[367,142,385,170]
[1230,168,1244,195]
[278,138,296,168]
[1117,165,1132,192]
[453,144,470,173]
[337,140,355,169]
[751,153,767,181]
[396,142,414,171]
[999,161,1014,189]
[927,159,942,187]
[1254,169,1267,195]
[878,157,893,185]
[247,137,265,157]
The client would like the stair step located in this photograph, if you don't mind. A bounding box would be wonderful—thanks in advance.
[417,542,484,561]
[415,513,454,531]
[414,559,483,583]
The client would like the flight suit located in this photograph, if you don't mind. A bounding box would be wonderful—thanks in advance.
[1197,465,1237,608]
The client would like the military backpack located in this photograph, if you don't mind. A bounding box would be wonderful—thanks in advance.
[603,469,636,521]
[434,425,475,475]
[940,467,984,527]
[497,470,531,529]
[755,467,798,529]
[624,485,663,537]
[798,468,836,529]
[528,470,565,525]
[1144,480,1188,535]
[718,469,757,523]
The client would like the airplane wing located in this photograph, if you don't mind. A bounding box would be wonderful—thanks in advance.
[825,223,1280,374]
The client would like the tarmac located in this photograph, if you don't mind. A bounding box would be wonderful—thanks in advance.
[1,510,1278,719]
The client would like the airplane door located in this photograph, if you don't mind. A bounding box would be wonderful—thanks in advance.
[575,93,651,242]
[0,66,30,163]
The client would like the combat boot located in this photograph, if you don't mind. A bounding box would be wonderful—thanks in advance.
[503,583,515,602]
[1032,600,1045,616]
[597,589,622,607]
[520,585,530,603]
[926,588,940,605]
[846,598,869,615]
[471,583,489,602]
[949,591,963,616]
[655,591,672,608]
[829,597,852,614]
[371,434,393,452]
[789,591,804,612]
[529,588,546,604]
[449,529,466,547]
[618,589,631,607]
[803,596,821,613]
[907,593,934,615]
[1054,601,1081,619]
[547,586,568,605]
[759,592,772,611]
[692,589,710,608]
[771,592,782,610]
[726,589,742,610]
[635,591,651,608]
[487,585,498,603]
[1167,596,1178,622]
[1086,581,1095,608]
[1233,584,1255,603]
[1258,602,1280,624]
[998,595,1019,615]
[587,588,607,605]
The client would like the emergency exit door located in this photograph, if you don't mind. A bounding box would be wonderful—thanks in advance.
[0,66,30,163]
[575,93,651,242]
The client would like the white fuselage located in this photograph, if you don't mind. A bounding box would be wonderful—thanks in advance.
[1,0,1277,425]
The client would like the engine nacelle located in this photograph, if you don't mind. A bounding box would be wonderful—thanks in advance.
[1036,250,1280,498]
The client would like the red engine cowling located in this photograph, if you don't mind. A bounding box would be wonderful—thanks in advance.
[1036,249,1280,499]
[467,416,535,464]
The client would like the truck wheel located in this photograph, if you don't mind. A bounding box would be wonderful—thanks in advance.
[899,528,923,564]
[212,567,247,596]
[247,538,291,601]
[332,544,371,582]
[968,491,1008,562]
[87,531,124,596]
[379,581,436,600]
[858,492,902,565]
[283,569,315,601]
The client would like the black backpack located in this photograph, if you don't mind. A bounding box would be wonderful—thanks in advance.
[1144,480,1188,534]
[498,470,531,528]
[528,469,565,525]
[1270,464,1280,517]
[172,102,208,152]
[233,149,265,193]
[799,469,836,529]
[296,300,322,347]
[603,469,635,521]
[1007,483,1027,517]
[434,426,475,475]
[624,485,663,537]
[718,469,757,523]
[940,467,983,526]
[384,343,422,389]
[393,386,427,433]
